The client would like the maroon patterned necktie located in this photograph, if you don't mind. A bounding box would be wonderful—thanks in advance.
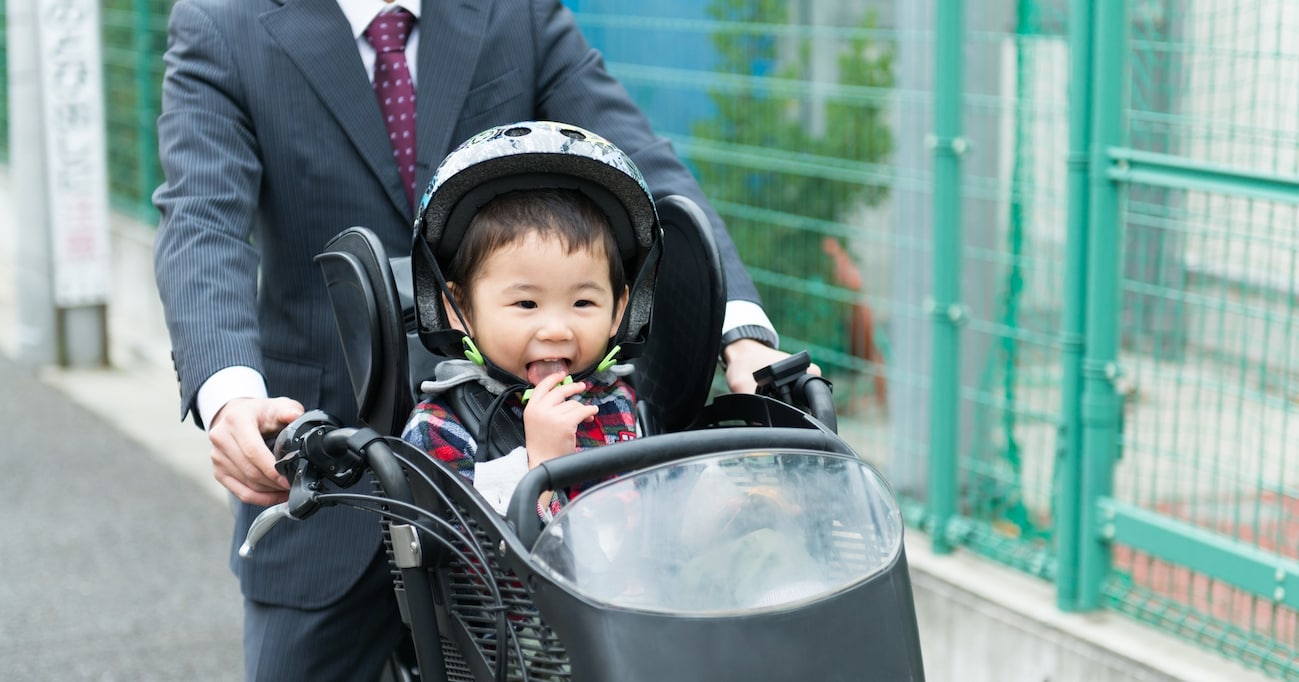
[364,8,417,208]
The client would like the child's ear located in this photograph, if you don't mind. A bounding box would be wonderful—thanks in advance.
[608,285,630,338]
[444,283,471,335]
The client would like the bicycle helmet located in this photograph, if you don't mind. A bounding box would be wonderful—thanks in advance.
[411,121,662,386]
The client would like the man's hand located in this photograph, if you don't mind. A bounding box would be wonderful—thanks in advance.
[722,339,822,394]
[523,373,598,469]
[207,397,306,506]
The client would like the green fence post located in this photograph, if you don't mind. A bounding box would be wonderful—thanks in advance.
[0,0,9,161]
[1057,0,1095,612]
[133,0,158,220]
[1077,0,1126,610]
[929,0,964,554]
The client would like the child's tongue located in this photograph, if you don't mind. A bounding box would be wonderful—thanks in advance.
[527,360,569,386]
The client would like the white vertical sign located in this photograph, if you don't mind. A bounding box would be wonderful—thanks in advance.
[36,0,111,307]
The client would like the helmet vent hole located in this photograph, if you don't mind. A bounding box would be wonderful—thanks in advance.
[559,128,586,141]
[504,126,530,137]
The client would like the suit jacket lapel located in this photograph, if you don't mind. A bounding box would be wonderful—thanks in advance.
[261,0,410,218]
[413,0,489,205]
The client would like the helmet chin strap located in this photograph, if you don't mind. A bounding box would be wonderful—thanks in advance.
[459,338,622,449]
[595,345,622,372]
[461,336,486,366]
[461,337,621,402]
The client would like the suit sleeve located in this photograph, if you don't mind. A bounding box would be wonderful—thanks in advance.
[527,0,762,307]
[153,0,265,423]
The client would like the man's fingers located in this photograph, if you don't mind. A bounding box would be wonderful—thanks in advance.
[207,398,296,497]
[725,364,759,394]
[212,430,283,493]
[236,416,287,486]
[259,397,305,434]
[215,469,288,506]
[252,398,303,484]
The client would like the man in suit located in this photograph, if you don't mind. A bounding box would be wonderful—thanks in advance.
[153,0,803,679]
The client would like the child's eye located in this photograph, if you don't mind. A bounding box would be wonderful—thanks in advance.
[574,299,596,308]
[515,300,537,310]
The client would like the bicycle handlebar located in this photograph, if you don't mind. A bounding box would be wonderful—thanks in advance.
[754,350,837,433]
[242,351,838,556]
[240,410,392,557]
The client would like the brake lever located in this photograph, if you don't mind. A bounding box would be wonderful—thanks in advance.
[239,503,289,557]
[753,350,837,432]
[753,350,813,404]
[238,457,325,557]
[239,411,340,558]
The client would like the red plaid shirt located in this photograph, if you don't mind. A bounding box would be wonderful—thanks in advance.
[402,376,638,501]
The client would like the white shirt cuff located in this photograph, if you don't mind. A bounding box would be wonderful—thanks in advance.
[196,366,268,430]
[473,447,530,515]
[722,300,779,347]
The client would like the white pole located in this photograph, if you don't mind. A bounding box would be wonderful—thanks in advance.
[9,0,112,367]
[8,0,56,366]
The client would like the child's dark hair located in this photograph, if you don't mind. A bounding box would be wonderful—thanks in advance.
[447,189,626,308]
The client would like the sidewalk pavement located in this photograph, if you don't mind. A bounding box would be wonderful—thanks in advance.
[0,170,242,680]
[0,356,243,681]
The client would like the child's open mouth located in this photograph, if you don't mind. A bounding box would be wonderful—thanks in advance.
[526,359,570,386]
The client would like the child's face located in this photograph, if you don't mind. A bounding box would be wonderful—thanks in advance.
[455,231,628,385]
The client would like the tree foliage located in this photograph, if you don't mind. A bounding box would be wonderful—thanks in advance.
[691,0,893,356]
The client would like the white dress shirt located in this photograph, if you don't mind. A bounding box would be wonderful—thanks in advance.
[336,0,422,85]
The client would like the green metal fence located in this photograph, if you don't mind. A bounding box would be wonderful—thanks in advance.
[0,0,167,217]
[2,0,1297,677]
[1086,2,1299,675]
[0,0,9,161]
[100,0,169,222]
[573,1,1299,677]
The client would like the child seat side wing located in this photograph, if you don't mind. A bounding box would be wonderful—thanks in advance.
[631,195,725,433]
[316,227,414,436]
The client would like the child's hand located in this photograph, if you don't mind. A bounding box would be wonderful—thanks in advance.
[523,372,598,468]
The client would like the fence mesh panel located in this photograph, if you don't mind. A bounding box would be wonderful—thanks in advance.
[572,0,907,493]
[942,0,1071,577]
[1103,2,1299,675]
[573,2,1299,676]
[0,0,8,162]
[100,0,169,221]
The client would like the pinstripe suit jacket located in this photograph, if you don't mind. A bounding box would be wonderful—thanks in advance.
[153,0,758,609]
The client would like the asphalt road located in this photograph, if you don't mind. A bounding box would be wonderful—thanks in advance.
[0,357,243,681]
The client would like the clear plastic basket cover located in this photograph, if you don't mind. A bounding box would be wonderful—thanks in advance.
[530,449,903,615]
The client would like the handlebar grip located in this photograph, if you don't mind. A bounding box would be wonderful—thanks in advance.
[797,375,837,433]
[754,350,837,434]
[272,410,341,480]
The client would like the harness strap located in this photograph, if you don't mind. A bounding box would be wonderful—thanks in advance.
[445,381,527,462]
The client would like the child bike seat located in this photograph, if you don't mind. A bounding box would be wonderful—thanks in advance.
[316,194,725,439]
